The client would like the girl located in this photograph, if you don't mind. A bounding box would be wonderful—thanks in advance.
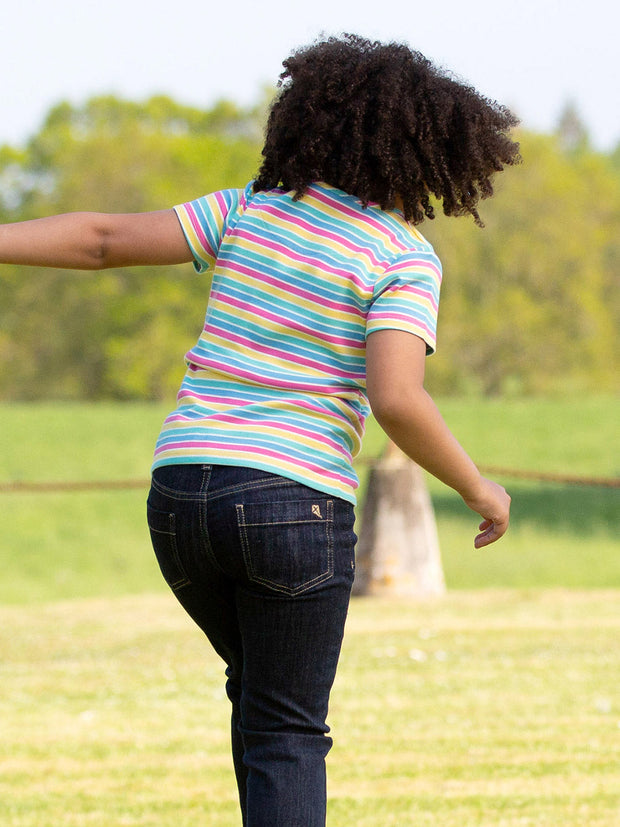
[0,34,519,826]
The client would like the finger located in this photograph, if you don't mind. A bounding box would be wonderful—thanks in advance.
[474,518,508,548]
[476,518,507,547]
[474,525,498,548]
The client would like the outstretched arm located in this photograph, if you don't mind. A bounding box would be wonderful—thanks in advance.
[0,209,193,270]
[366,329,511,548]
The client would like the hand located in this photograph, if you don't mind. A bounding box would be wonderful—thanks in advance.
[462,477,511,549]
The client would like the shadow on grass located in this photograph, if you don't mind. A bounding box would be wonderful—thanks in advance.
[431,481,619,537]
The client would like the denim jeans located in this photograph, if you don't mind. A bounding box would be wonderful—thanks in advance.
[146,464,357,826]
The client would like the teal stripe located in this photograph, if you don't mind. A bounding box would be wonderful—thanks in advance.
[166,182,442,503]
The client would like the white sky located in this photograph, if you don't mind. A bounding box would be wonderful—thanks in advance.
[2,0,619,151]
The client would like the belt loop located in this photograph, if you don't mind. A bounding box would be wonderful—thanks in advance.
[200,464,212,495]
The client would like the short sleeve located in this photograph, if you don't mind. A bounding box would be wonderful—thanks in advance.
[173,185,250,273]
[366,250,442,354]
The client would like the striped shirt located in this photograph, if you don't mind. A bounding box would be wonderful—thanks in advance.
[152,182,442,504]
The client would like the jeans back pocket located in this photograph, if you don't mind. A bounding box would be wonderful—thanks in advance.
[147,504,191,591]
[236,498,334,596]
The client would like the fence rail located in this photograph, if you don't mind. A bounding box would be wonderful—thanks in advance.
[477,466,620,489]
[1,467,618,493]
[0,479,149,494]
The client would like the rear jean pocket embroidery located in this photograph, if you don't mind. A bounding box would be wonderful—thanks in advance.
[236,499,334,596]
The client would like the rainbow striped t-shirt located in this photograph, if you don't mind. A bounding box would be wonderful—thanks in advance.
[152,182,442,504]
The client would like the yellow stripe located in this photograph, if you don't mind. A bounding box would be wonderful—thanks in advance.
[155,446,352,496]
[161,401,362,454]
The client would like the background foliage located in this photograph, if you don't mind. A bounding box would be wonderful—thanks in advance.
[0,94,618,400]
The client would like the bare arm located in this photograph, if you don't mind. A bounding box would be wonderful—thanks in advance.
[0,209,193,270]
[366,329,510,548]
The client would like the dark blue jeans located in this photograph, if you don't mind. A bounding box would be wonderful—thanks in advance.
[146,464,357,826]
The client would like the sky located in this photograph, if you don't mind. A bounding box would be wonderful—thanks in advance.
[2,0,619,151]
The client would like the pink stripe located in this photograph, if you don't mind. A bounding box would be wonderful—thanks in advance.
[194,330,362,381]
[296,396,366,431]
[233,226,368,282]
[166,391,365,430]
[222,294,365,349]
[307,186,388,224]
[251,205,385,271]
[369,314,435,338]
[307,186,417,249]
[387,259,442,287]
[174,391,251,407]
[162,410,347,447]
[214,191,229,214]
[184,204,215,259]
[198,413,349,454]
[389,283,439,313]
[221,259,365,317]
[168,389,365,430]
[155,441,352,485]
[182,356,341,390]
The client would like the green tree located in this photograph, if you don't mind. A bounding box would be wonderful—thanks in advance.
[1,98,618,401]
[0,95,263,400]
[423,131,619,396]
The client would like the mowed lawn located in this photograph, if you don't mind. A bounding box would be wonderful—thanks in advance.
[0,398,619,825]
[1,591,619,826]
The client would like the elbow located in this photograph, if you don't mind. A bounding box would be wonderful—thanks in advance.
[76,214,112,270]
[368,389,410,429]
[369,395,413,452]
[368,383,428,431]
[91,244,107,270]
[87,226,110,270]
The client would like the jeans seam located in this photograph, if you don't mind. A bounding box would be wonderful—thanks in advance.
[199,466,226,575]
[207,476,296,502]
[327,499,334,581]
[151,476,206,501]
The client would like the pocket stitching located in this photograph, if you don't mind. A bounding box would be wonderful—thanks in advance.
[147,509,191,591]
[208,476,295,502]
[236,501,334,596]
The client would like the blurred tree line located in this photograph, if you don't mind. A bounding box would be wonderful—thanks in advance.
[0,95,618,400]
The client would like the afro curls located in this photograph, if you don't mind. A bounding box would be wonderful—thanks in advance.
[254,34,521,225]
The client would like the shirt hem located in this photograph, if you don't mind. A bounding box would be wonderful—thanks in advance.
[151,455,357,506]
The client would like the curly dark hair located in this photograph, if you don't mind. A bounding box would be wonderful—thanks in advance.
[254,34,521,226]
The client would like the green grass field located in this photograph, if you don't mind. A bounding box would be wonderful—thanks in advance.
[2,591,619,826]
[0,397,618,602]
[1,398,619,825]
